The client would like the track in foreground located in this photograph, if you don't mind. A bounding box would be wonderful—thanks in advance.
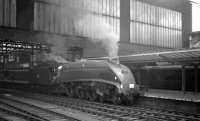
[0,95,81,121]
[1,88,200,121]
[13,92,200,121]
[33,95,200,121]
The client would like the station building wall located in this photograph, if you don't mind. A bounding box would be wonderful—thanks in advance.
[0,0,192,58]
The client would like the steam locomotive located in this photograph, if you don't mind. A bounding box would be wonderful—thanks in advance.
[57,59,140,104]
[1,59,140,104]
[0,39,140,104]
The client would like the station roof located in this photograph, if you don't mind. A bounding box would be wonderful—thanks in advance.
[88,48,200,66]
[120,48,200,65]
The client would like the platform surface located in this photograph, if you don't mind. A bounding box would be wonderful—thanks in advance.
[143,89,200,102]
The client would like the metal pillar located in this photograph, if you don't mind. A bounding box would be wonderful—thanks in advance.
[2,54,6,71]
[136,67,141,85]
[120,0,130,43]
[182,1,192,48]
[4,43,8,71]
[194,65,198,92]
[181,66,186,92]
[16,0,34,29]
[31,46,34,67]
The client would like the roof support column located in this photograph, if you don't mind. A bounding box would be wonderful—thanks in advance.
[30,46,34,67]
[194,65,198,92]
[3,43,8,71]
[16,0,34,30]
[136,66,141,85]
[120,0,130,43]
[182,2,192,48]
[181,65,186,92]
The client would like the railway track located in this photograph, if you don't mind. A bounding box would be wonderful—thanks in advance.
[27,93,200,121]
[0,102,43,121]
[0,95,80,121]
[1,88,200,121]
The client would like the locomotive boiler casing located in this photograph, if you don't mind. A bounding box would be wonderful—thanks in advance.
[57,60,139,102]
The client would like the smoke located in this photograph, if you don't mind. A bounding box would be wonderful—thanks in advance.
[36,52,68,64]
[61,0,120,58]
[42,53,68,63]
[44,35,68,63]
[75,14,119,58]
[34,0,120,61]
[34,34,68,63]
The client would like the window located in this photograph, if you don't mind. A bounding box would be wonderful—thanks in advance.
[130,0,182,48]
[0,0,16,27]
[34,0,120,38]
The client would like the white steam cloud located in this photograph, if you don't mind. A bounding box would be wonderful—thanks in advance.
[43,53,68,63]
[35,0,120,61]
[36,52,68,64]
[61,0,120,58]
[34,34,68,63]
[75,14,119,58]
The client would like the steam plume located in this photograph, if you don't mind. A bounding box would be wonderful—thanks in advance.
[61,0,120,58]
[75,14,119,58]
[34,34,68,63]
[42,53,68,63]
[35,0,120,61]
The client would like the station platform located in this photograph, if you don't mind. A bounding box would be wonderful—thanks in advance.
[136,89,200,114]
[143,89,200,102]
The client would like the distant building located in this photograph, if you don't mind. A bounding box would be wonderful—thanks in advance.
[0,0,192,58]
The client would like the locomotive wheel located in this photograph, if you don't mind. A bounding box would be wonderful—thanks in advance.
[74,88,79,98]
[64,88,70,96]
[85,92,90,100]
[67,89,74,98]
[88,92,97,101]
[98,95,104,103]
[111,95,121,105]
[128,96,135,105]
[77,89,85,99]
